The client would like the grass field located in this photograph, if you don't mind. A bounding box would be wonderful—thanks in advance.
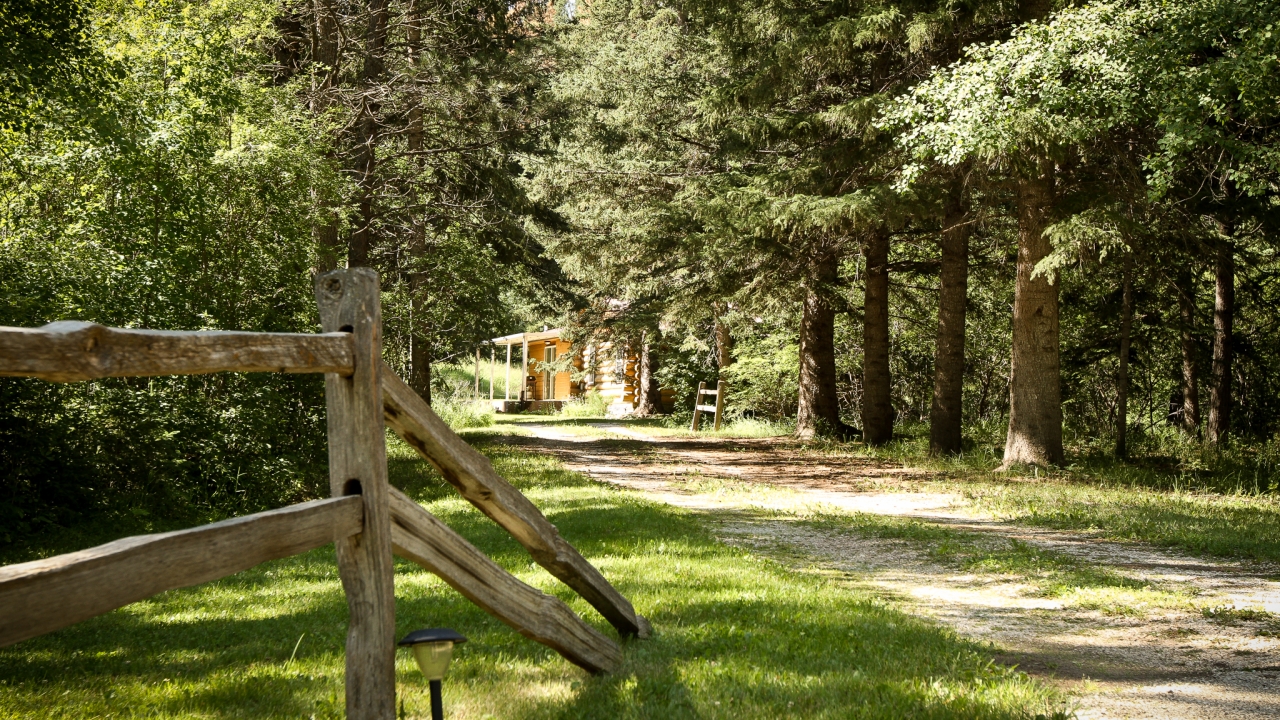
[0,437,1069,719]
[783,424,1280,564]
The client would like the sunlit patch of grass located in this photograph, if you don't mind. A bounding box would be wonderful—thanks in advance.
[695,417,795,439]
[959,483,1280,562]
[678,473,812,506]
[805,422,1280,563]
[1063,586,1196,616]
[1201,604,1278,624]
[433,400,496,429]
[796,511,1192,617]
[0,438,1069,719]
[1199,608,1280,640]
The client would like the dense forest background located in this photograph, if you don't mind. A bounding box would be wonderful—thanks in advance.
[2,0,1279,540]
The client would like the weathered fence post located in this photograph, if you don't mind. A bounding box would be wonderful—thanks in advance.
[690,381,706,431]
[713,380,726,431]
[316,269,396,719]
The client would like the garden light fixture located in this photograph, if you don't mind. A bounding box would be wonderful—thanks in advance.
[399,628,467,720]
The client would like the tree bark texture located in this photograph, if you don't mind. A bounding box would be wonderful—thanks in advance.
[796,249,846,439]
[929,187,971,456]
[409,284,432,405]
[348,0,389,267]
[1116,258,1133,459]
[635,332,663,416]
[714,305,733,378]
[1208,231,1234,445]
[1177,270,1201,436]
[1004,165,1064,466]
[405,0,429,405]
[862,230,893,445]
[311,1,342,272]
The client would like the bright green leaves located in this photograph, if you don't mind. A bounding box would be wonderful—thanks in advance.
[891,0,1280,199]
[0,0,112,130]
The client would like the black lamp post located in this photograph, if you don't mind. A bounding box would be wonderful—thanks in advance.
[398,628,467,720]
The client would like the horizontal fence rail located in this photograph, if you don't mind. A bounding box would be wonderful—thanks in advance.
[381,363,650,639]
[0,321,355,382]
[691,380,727,432]
[388,487,621,674]
[0,273,645,717]
[0,496,363,648]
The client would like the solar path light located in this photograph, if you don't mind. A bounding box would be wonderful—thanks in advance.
[399,628,468,720]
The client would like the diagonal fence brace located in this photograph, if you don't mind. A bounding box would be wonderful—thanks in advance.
[381,363,650,639]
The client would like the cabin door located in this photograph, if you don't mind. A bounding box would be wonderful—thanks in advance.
[543,345,556,400]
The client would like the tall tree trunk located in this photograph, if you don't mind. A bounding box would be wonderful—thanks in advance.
[929,184,971,455]
[635,331,663,416]
[1177,270,1201,436]
[1208,228,1234,445]
[409,320,432,405]
[862,230,893,445]
[1116,257,1133,459]
[796,248,846,438]
[311,0,341,272]
[404,0,429,404]
[1004,162,1063,466]
[714,304,733,378]
[348,0,389,267]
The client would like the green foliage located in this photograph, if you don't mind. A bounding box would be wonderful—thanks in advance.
[432,401,497,430]
[0,0,335,536]
[560,391,610,418]
[0,0,111,128]
[723,329,801,422]
[425,362,499,429]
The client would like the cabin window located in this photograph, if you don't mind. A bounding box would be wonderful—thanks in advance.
[614,347,626,381]
[544,345,556,400]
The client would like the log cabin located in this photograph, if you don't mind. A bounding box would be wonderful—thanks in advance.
[483,329,672,414]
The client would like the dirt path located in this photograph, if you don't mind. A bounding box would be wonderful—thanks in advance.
[507,422,1280,720]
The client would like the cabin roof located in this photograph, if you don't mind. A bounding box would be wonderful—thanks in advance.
[487,329,562,346]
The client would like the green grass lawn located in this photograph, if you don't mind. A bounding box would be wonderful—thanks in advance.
[0,437,1069,719]
[777,424,1280,564]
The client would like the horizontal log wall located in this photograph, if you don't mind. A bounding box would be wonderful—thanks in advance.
[0,496,363,647]
[388,487,621,674]
[0,321,354,382]
[381,364,649,639]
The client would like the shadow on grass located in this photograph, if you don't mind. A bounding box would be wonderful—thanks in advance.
[1,435,1069,719]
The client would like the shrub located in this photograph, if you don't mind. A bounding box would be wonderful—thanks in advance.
[560,391,610,418]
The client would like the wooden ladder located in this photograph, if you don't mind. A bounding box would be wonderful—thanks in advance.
[690,380,726,431]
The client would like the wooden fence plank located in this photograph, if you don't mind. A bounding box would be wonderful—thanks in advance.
[0,496,362,648]
[690,381,706,431]
[388,487,622,674]
[380,364,649,639]
[315,269,397,720]
[713,380,727,431]
[0,322,354,382]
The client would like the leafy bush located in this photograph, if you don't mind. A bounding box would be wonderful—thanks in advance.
[723,335,800,422]
[560,391,609,418]
[433,400,496,430]
[0,0,334,539]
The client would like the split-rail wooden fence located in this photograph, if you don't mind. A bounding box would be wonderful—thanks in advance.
[0,268,647,719]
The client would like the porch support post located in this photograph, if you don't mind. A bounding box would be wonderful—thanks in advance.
[521,336,529,401]
[505,343,511,400]
[489,345,495,400]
